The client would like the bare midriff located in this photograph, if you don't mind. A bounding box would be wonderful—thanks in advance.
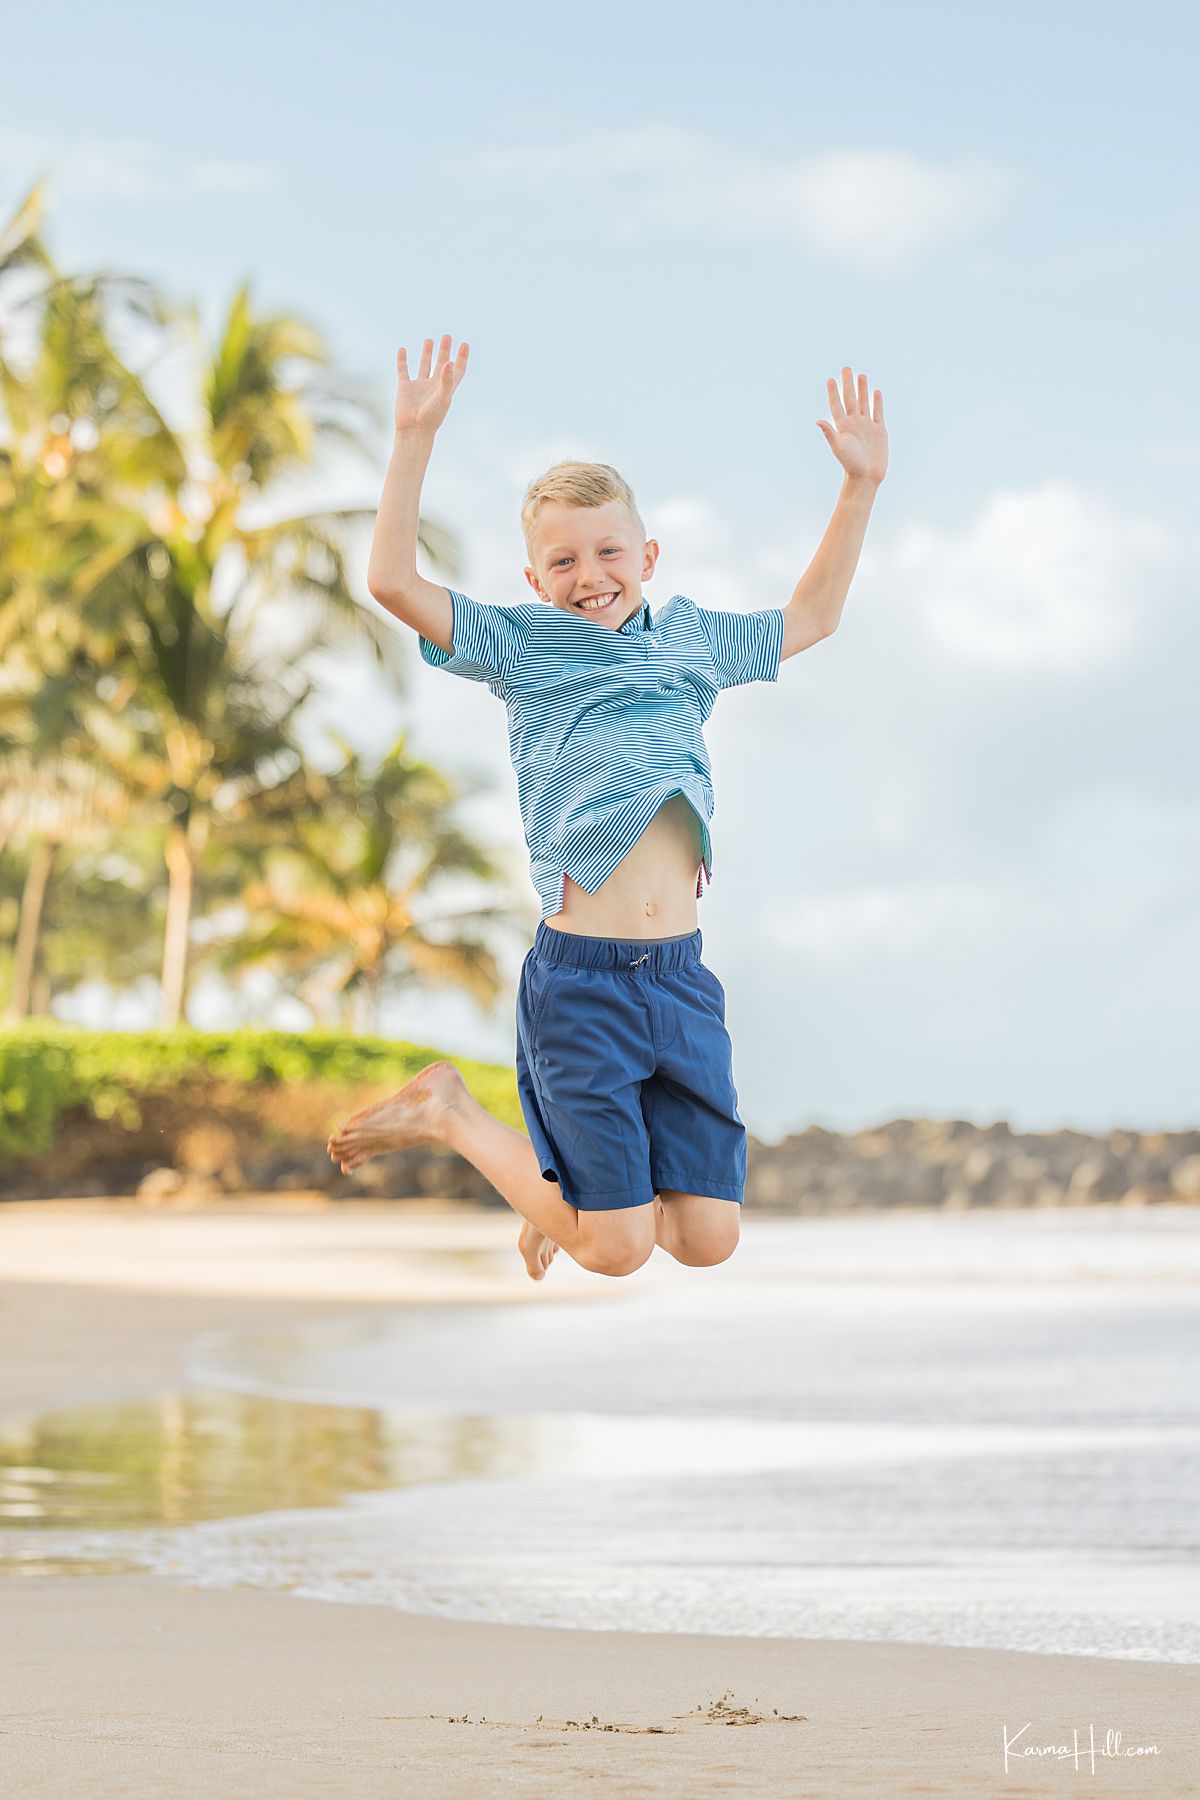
[546,794,705,940]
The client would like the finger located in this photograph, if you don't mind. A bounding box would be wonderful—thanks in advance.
[434,331,451,371]
[842,366,855,413]
[827,376,845,419]
[446,340,470,387]
[858,372,869,412]
[397,347,409,380]
[874,388,884,425]
[418,337,433,379]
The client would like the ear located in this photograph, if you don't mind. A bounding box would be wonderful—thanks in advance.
[523,565,547,601]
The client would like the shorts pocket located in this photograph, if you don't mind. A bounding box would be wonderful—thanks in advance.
[693,961,727,1023]
[526,957,559,1048]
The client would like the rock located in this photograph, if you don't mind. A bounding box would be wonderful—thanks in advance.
[135,1167,227,1208]
[1067,1155,1127,1202]
[1119,1184,1179,1206]
[175,1120,245,1188]
[135,1167,185,1205]
[1168,1155,1200,1201]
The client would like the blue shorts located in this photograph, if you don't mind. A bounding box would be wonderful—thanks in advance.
[514,921,747,1212]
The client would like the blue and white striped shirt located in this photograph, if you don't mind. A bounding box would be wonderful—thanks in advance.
[419,589,785,920]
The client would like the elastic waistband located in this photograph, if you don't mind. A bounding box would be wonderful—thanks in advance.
[534,920,703,972]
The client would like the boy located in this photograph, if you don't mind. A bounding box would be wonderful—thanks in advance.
[327,335,887,1279]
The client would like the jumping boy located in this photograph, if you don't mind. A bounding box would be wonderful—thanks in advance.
[326,336,887,1280]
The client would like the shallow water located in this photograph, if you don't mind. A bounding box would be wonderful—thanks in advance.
[2,1206,1198,1660]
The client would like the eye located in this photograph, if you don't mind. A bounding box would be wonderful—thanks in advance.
[552,548,620,568]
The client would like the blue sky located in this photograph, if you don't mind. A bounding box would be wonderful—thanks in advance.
[5,0,1197,1138]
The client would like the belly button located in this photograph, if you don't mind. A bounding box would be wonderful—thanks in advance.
[645,900,657,917]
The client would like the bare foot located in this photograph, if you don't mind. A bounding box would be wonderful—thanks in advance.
[518,1218,560,1281]
[326,1061,467,1172]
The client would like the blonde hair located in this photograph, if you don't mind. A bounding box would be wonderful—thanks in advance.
[521,460,645,566]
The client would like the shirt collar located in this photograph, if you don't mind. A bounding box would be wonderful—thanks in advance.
[618,598,653,635]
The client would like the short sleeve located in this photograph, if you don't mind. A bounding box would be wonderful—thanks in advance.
[418,588,527,693]
[694,604,785,688]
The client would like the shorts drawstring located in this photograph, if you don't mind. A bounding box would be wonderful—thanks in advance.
[533,921,703,975]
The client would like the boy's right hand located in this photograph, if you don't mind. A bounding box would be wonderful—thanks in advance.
[394,334,469,435]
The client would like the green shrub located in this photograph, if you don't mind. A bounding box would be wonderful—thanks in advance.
[0,1024,522,1157]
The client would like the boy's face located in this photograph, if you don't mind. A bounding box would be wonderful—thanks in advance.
[524,499,659,629]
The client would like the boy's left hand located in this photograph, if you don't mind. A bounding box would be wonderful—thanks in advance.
[816,367,888,485]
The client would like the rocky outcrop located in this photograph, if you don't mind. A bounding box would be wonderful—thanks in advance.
[742,1119,1200,1213]
[3,1096,1196,1211]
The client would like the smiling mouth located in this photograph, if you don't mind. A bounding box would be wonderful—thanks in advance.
[575,590,620,612]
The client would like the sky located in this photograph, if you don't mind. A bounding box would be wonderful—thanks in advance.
[4,0,1198,1140]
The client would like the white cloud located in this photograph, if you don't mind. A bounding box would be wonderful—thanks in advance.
[0,128,165,198]
[448,126,1016,275]
[966,236,1172,286]
[0,128,276,202]
[1145,437,1200,472]
[188,160,277,194]
[757,875,1012,963]
[895,483,1172,671]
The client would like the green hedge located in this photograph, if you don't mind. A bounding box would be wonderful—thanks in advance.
[0,1024,522,1157]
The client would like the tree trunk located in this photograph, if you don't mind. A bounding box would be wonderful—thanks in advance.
[161,824,196,1027]
[5,837,55,1021]
[362,963,383,1036]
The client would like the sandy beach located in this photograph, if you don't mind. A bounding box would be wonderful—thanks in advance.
[1,1199,1196,1798]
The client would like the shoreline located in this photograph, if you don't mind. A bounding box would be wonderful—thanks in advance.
[1,1202,1196,1796]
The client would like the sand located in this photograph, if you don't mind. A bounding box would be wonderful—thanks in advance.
[1,1199,1196,1798]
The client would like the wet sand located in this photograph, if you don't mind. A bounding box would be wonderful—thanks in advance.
[1,1200,1196,1797]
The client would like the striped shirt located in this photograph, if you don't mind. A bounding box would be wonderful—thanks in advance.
[419,589,785,920]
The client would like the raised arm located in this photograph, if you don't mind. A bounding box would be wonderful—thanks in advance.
[366,335,470,653]
[781,366,888,660]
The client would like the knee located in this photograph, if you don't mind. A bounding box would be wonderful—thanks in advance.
[576,1239,655,1278]
[674,1224,740,1267]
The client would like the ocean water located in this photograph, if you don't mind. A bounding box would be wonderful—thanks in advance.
[5,1206,1200,1660]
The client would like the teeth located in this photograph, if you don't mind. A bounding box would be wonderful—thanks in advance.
[578,592,618,609]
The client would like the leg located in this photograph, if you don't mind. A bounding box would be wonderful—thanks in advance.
[440,1081,656,1279]
[641,958,747,1267]
[654,1189,741,1266]
[326,1063,655,1279]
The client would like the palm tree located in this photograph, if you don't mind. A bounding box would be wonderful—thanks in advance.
[2,194,496,1030]
[21,273,460,1022]
[13,822,164,1012]
[0,721,131,1021]
[0,180,52,321]
[0,193,183,1016]
[207,734,535,1033]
